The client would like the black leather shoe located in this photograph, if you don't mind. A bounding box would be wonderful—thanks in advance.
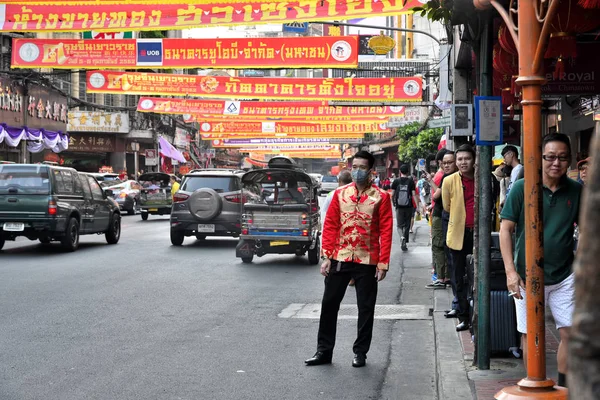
[352,353,366,368]
[305,351,332,366]
[456,321,470,332]
[444,309,458,318]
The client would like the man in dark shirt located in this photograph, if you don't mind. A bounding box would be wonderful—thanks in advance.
[500,133,581,387]
[392,164,419,251]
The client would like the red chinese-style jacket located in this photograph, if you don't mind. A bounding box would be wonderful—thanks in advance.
[321,183,393,270]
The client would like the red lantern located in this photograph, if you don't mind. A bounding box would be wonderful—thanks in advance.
[545,0,600,77]
[492,43,518,76]
[498,23,518,56]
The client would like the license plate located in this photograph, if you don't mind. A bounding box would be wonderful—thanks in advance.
[148,208,158,212]
[3,222,24,232]
[271,241,289,246]
[197,224,215,233]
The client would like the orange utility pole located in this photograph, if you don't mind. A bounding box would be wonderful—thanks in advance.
[471,0,568,397]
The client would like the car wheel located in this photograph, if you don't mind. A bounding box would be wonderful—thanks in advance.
[241,255,254,264]
[128,200,137,215]
[0,236,4,251]
[61,218,80,252]
[195,234,206,241]
[170,230,185,246]
[105,213,121,244]
[308,240,320,265]
[141,212,149,221]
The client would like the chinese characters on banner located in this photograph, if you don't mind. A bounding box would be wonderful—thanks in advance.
[211,138,333,147]
[137,97,406,118]
[67,111,130,133]
[1,1,423,33]
[67,134,115,152]
[198,121,388,134]
[12,37,358,69]
[200,132,364,139]
[88,71,423,101]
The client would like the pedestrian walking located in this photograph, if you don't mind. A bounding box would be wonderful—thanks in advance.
[500,133,581,388]
[426,149,449,289]
[305,150,393,368]
[441,145,476,331]
[392,164,419,251]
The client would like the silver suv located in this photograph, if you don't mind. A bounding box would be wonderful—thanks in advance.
[169,169,260,246]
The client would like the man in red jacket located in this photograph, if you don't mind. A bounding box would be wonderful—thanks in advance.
[305,150,393,368]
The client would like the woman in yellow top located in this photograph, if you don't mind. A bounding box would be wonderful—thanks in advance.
[170,175,180,199]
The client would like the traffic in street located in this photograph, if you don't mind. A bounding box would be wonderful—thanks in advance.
[0,211,438,400]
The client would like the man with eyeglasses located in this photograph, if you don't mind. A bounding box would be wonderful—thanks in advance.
[305,150,393,368]
[500,133,582,388]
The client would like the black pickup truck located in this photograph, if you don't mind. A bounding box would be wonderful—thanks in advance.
[0,164,121,252]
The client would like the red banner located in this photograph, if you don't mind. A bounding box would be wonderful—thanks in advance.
[137,97,405,118]
[88,71,423,101]
[200,132,364,139]
[12,36,358,69]
[1,1,422,32]
[198,120,388,135]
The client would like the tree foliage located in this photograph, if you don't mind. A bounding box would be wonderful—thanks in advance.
[396,122,444,164]
[412,0,453,23]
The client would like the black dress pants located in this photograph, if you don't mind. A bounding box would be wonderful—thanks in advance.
[395,207,413,242]
[317,261,378,355]
[449,228,474,324]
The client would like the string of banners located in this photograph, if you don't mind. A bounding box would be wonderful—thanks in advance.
[137,98,406,118]
[12,37,358,69]
[1,0,422,32]
[87,71,423,101]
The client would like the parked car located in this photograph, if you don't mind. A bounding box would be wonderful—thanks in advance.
[0,164,121,251]
[138,172,172,220]
[169,169,260,246]
[105,180,142,215]
[320,175,338,195]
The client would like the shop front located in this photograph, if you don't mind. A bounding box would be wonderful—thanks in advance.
[0,73,69,163]
[64,111,130,173]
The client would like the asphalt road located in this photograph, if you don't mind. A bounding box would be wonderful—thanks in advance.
[0,211,438,400]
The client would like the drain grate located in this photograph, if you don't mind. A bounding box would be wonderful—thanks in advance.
[278,304,431,320]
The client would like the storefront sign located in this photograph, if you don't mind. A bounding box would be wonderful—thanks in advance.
[67,111,129,133]
[199,121,387,135]
[67,134,115,152]
[542,44,600,95]
[13,37,358,69]
[88,71,423,101]
[145,149,157,166]
[138,97,405,118]
[387,106,429,127]
[0,74,68,132]
[1,1,423,33]
[174,128,190,150]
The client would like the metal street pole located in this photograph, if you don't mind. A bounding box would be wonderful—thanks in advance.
[317,21,441,45]
[475,13,493,370]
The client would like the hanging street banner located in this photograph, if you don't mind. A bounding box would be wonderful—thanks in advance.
[187,115,388,124]
[12,36,358,69]
[238,144,339,152]
[198,120,388,135]
[138,97,405,118]
[249,149,342,159]
[87,71,423,101]
[200,132,364,139]
[0,1,423,33]
[210,138,336,148]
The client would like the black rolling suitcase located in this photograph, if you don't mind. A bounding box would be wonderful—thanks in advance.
[490,290,520,356]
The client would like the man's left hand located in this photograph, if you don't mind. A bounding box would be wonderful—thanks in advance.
[376,269,387,281]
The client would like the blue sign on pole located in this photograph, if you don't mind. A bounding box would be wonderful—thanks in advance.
[474,96,503,146]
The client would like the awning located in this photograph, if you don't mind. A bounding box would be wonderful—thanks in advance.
[0,124,69,153]
[158,136,186,163]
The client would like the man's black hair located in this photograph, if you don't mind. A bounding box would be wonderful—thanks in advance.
[435,148,448,162]
[354,150,375,169]
[444,150,455,156]
[400,164,409,175]
[456,144,476,159]
[542,133,572,156]
[338,170,353,185]
[501,145,519,158]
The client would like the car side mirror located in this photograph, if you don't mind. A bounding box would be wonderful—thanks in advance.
[104,189,114,197]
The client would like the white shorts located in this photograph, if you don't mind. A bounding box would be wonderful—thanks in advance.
[514,273,574,334]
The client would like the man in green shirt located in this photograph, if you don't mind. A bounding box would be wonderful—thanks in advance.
[500,133,582,388]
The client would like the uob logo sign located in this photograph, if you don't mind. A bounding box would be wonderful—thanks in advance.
[137,40,163,66]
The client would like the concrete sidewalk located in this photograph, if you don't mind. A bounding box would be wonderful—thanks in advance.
[400,220,561,400]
